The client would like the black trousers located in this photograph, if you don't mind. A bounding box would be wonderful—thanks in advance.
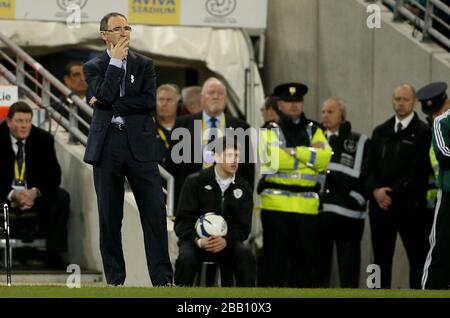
[369,198,431,289]
[10,187,70,253]
[422,190,450,289]
[261,210,318,287]
[174,239,256,287]
[93,126,173,286]
[316,213,364,288]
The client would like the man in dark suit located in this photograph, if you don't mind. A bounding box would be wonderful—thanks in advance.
[170,77,255,212]
[0,101,70,269]
[83,12,173,286]
[369,83,431,289]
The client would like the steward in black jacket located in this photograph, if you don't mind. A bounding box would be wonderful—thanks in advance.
[317,120,371,288]
[369,110,431,289]
[174,166,256,287]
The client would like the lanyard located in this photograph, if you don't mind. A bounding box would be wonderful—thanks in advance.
[14,160,26,182]
[157,128,170,149]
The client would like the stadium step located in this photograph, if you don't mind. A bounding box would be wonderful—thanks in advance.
[0,268,103,285]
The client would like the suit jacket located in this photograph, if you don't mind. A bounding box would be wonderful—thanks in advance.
[83,50,160,164]
[169,112,255,209]
[0,121,61,202]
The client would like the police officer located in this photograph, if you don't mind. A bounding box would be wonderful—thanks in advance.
[174,136,256,287]
[419,82,450,290]
[259,82,332,287]
[317,98,371,288]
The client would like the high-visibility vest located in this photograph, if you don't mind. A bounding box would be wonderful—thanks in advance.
[259,122,332,215]
[427,146,439,209]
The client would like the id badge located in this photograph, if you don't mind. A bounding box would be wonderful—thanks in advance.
[13,179,26,192]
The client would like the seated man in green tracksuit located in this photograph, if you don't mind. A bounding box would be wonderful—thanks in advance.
[174,136,256,287]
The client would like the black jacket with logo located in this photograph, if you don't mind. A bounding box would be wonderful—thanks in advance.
[321,121,371,219]
[174,167,253,245]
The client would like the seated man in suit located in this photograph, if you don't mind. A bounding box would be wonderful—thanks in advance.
[0,101,70,269]
[174,136,256,286]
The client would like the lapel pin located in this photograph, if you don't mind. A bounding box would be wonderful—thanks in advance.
[131,75,135,83]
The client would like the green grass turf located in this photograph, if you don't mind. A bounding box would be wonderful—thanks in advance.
[0,286,450,298]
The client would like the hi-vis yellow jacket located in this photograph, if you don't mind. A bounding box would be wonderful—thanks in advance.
[427,146,439,209]
[259,121,332,215]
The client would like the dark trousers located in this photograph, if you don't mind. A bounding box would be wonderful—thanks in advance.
[93,126,173,286]
[316,213,363,288]
[10,187,70,253]
[174,240,256,287]
[422,190,450,289]
[369,199,431,289]
[261,210,318,287]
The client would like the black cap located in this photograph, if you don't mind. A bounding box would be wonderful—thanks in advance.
[273,82,308,102]
[416,82,448,115]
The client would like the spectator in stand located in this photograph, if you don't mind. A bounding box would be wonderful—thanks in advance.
[180,86,202,115]
[0,101,70,269]
[156,83,180,170]
[60,61,90,136]
[260,95,280,127]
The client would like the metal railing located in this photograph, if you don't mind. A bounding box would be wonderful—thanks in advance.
[381,0,450,50]
[0,32,175,216]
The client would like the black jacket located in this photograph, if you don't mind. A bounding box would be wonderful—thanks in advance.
[0,121,61,202]
[321,121,371,219]
[369,113,431,203]
[278,113,320,148]
[174,167,253,245]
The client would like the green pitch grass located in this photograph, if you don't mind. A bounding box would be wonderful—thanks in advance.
[0,285,450,298]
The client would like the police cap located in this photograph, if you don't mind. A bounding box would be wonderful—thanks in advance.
[273,82,308,102]
[416,82,448,115]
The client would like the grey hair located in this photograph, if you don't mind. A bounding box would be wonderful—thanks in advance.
[323,98,347,121]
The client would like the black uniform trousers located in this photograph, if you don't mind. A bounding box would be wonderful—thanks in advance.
[422,190,450,289]
[93,125,173,286]
[316,213,364,288]
[369,199,430,289]
[174,240,256,287]
[10,187,70,253]
[261,210,318,287]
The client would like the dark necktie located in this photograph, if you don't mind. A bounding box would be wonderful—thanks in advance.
[210,117,218,129]
[397,122,403,133]
[16,140,24,170]
[208,117,218,144]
